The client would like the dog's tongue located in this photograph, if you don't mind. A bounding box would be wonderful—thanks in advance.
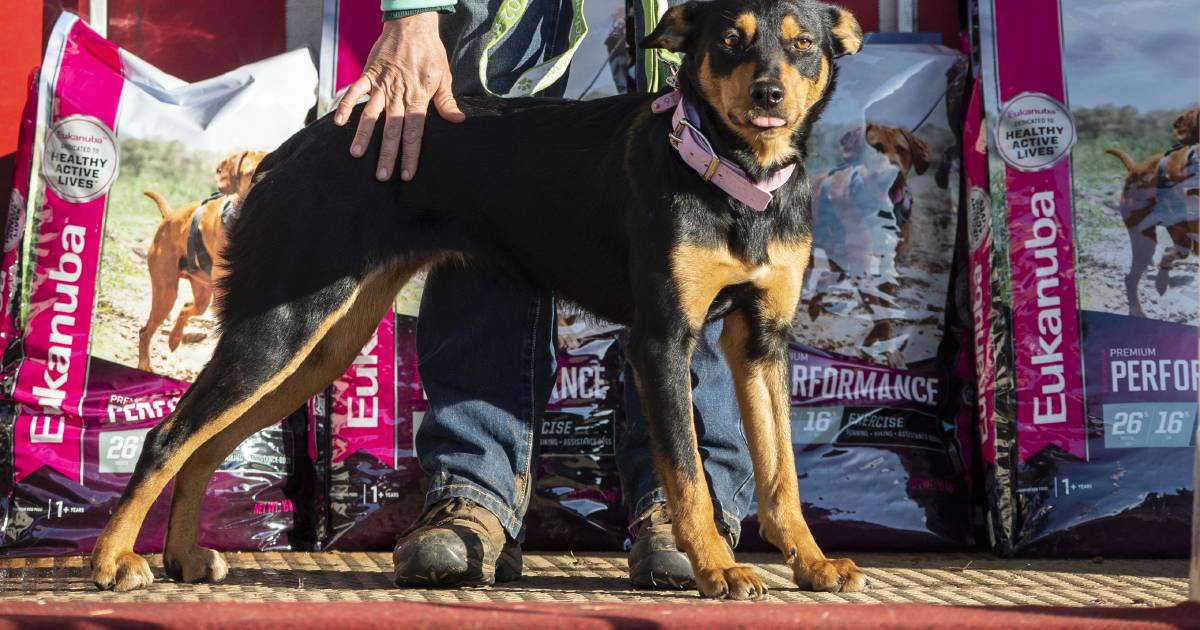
[751,116,787,128]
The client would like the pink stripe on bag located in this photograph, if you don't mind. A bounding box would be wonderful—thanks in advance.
[335,0,382,93]
[13,17,125,482]
[992,1,1086,462]
[331,309,397,467]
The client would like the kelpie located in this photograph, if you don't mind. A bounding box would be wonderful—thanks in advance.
[90,0,866,600]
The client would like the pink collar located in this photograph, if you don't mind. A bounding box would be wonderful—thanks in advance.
[651,90,795,212]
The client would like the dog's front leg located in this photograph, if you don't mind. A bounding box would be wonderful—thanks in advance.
[717,246,867,593]
[627,321,766,600]
[626,249,767,600]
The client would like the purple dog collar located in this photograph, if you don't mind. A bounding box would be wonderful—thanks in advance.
[651,90,795,212]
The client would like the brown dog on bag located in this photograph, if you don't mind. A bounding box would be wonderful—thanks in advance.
[138,150,266,372]
[1106,107,1200,318]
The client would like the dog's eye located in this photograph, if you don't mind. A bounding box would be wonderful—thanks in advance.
[722,33,741,48]
[792,37,813,51]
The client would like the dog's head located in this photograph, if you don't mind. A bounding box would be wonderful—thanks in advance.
[1173,107,1200,145]
[643,0,862,171]
[215,150,268,198]
[865,124,931,178]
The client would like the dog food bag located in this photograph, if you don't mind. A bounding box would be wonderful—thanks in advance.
[0,358,311,555]
[740,40,976,551]
[0,14,320,555]
[972,0,1199,556]
[324,308,424,550]
[523,308,628,551]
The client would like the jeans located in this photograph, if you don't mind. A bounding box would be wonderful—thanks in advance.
[416,0,754,542]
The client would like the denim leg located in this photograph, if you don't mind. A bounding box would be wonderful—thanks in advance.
[617,321,756,541]
[415,0,570,540]
[416,266,557,539]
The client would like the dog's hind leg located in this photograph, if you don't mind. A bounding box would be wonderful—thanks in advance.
[1126,225,1155,318]
[718,243,867,594]
[139,262,179,372]
[168,278,213,351]
[92,258,427,591]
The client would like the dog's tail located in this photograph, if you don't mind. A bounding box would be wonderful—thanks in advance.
[1105,148,1137,172]
[143,190,172,218]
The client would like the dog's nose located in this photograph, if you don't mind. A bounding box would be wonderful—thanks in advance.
[750,80,785,106]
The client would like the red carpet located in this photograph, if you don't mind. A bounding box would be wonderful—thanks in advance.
[1,602,1197,629]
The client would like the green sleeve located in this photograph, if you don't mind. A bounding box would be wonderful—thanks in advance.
[381,0,455,19]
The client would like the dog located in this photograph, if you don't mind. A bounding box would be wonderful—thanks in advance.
[138,150,267,372]
[1106,107,1200,318]
[90,0,866,600]
[806,123,933,366]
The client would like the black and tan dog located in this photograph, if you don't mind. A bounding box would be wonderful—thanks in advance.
[91,0,866,600]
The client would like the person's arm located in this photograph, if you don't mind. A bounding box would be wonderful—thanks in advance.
[334,4,465,182]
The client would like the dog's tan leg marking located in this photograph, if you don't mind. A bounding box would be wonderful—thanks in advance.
[631,364,766,601]
[168,278,213,352]
[718,240,867,593]
[93,258,430,591]
[640,244,769,600]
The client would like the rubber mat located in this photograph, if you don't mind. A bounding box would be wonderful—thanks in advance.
[0,552,1189,606]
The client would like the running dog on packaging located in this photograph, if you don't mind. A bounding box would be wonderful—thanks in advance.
[806,123,935,366]
[1106,107,1200,318]
[138,151,266,372]
[92,0,867,600]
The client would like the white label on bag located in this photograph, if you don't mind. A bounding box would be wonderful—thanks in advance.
[42,115,120,203]
[995,92,1076,172]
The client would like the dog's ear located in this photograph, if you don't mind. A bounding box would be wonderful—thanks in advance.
[640,1,706,52]
[215,151,245,195]
[235,151,268,196]
[904,130,932,175]
[825,5,863,58]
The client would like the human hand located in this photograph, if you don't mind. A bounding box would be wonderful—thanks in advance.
[334,13,465,181]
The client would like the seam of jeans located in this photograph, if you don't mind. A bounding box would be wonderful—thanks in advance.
[729,468,756,518]
[514,291,542,520]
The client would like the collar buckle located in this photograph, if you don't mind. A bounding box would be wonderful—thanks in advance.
[668,121,687,148]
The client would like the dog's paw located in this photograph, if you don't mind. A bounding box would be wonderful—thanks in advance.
[1155,270,1170,295]
[696,565,768,601]
[92,551,154,592]
[164,545,228,584]
[793,557,868,593]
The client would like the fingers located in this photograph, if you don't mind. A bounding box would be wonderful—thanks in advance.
[433,75,466,124]
[399,109,426,181]
[378,95,407,181]
[352,89,386,160]
[335,76,371,127]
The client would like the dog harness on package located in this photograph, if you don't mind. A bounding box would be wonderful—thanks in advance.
[651,90,794,212]
[184,194,238,276]
[1155,145,1199,227]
